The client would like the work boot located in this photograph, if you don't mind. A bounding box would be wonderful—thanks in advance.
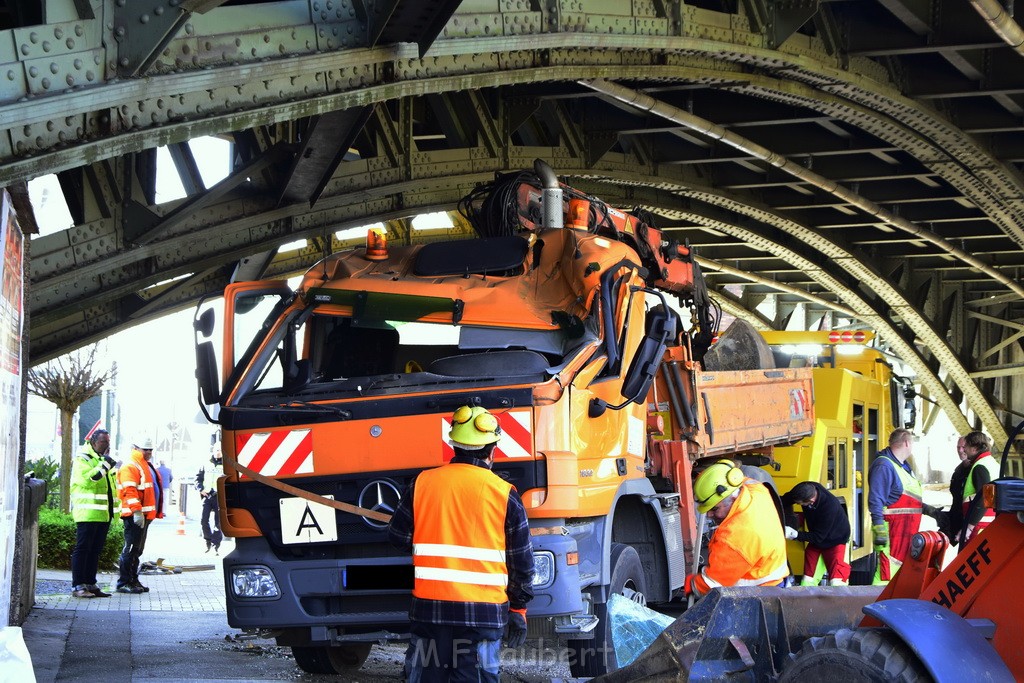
[131,581,150,593]
[86,584,111,598]
[71,586,95,598]
[205,540,212,553]
[116,584,145,594]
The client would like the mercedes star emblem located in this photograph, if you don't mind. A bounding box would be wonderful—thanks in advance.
[357,480,402,529]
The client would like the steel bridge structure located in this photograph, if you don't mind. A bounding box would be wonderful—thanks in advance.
[1,0,1022,441]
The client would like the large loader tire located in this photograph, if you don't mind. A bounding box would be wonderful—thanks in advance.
[291,643,372,674]
[780,628,931,683]
[568,543,648,678]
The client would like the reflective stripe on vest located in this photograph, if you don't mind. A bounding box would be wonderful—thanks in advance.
[412,463,512,604]
[734,562,790,587]
[71,492,108,501]
[882,456,923,517]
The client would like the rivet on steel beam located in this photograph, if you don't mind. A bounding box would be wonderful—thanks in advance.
[141,14,150,23]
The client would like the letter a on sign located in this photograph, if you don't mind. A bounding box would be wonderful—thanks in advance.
[279,496,338,544]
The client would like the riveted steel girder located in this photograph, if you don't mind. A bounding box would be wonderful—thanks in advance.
[6,0,1024,438]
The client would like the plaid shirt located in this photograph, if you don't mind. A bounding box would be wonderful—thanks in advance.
[388,455,535,629]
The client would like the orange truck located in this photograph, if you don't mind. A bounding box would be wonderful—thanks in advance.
[193,160,814,676]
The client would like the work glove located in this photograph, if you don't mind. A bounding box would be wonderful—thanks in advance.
[784,526,799,540]
[504,609,527,648]
[921,503,942,518]
[132,510,146,527]
[684,574,696,596]
[872,523,889,549]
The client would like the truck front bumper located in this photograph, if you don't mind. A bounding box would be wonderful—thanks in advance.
[224,533,589,643]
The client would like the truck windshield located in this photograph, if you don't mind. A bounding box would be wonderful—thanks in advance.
[235,310,597,403]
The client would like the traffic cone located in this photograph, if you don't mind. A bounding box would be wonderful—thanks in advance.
[176,513,186,536]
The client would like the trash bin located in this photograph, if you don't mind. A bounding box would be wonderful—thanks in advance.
[16,477,47,624]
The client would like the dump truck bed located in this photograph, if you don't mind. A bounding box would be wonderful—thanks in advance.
[689,367,814,458]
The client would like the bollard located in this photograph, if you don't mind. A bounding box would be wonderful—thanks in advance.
[176,513,186,536]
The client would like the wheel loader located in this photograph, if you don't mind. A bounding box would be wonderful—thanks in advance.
[596,420,1024,682]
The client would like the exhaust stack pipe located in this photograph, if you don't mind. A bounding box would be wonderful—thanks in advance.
[534,158,563,229]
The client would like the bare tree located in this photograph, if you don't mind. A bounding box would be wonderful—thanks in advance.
[27,346,117,513]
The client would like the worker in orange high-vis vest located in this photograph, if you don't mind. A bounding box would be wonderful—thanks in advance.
[685,460,789,598]
[958,430,999,546]
[116,437,164,594]
[388,406,535,683]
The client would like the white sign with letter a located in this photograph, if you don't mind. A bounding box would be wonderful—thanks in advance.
[279,495,338,544]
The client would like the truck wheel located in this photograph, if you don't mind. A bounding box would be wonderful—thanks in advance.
[568,543,647,678]
[780,628,930,683]
[291,643,372,674]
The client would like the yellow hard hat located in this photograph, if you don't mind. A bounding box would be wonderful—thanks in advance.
[694,460,745,513]
[449,406,501,447]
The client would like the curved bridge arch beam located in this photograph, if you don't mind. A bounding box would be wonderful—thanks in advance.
[569,174,992,439]
[561,175,991,438]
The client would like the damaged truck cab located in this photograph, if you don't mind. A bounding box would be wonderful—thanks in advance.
[194,161,814,676]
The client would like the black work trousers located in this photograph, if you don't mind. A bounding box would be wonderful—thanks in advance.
[118,517,150,588]
[201,494,222,549]
[71,520,110,587]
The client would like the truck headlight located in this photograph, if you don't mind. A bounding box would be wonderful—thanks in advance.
[231,567,280,598]
[532,551,555,588]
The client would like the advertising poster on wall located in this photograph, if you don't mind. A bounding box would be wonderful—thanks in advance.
[0,189,25,621]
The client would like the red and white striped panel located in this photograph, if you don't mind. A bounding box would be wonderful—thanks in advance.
[441,410,532,461]
[236,429,314,477]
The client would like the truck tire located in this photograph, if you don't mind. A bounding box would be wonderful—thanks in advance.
[780,628,930,683]
[568,543,647,678]
[291,643,372,674]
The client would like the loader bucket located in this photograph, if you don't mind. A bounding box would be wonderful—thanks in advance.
[595,585,883,682]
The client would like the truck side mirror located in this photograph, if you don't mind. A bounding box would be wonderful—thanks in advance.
[620,304,675,402]
[195,340,221,422]
[195,307,215,336]
[589,291,675,417]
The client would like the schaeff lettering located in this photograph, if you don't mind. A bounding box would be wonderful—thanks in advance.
[931,539,992,609]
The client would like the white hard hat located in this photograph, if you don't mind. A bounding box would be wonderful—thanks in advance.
[137,437,154,450]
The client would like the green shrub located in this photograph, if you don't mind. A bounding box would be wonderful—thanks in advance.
[23,457,61,509]
[37,508,124,570]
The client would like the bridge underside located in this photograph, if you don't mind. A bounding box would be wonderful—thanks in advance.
[1,0,1022,440]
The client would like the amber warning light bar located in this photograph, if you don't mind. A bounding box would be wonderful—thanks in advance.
[365,229,388,261]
